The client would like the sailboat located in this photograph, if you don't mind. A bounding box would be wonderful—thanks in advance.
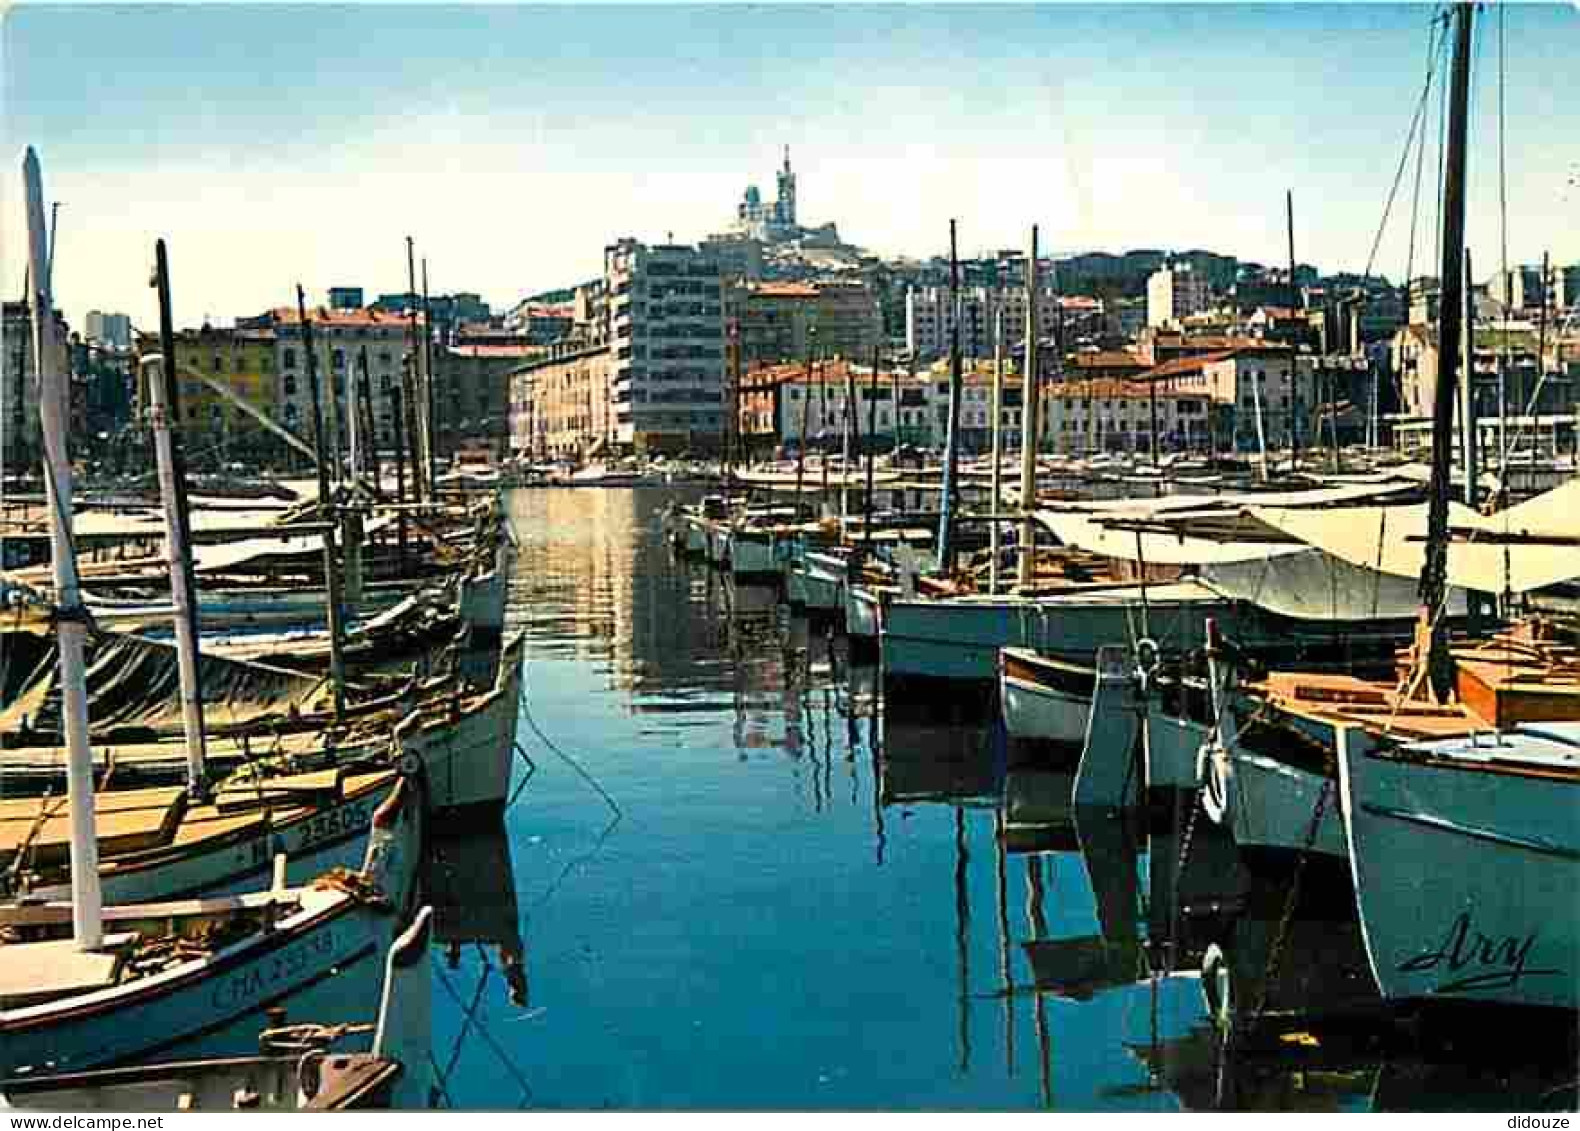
[0,149,426,1079]
[1336,719,1578,1012]
[2,906,435,1111]
[1190,3,1580,867]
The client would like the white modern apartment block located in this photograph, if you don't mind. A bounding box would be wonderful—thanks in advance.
[84,310,133,349]
[904,285,1066,360]
[605,238,726,453]
[1146,265,1212,328]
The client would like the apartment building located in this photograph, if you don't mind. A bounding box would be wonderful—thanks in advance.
[2,300,70,467]
[137,324,279,442]
[259,305,420,451]
[1146,265,1212,328]
[509,340,616,460]
[730,279,882,367]
[904,285,1080,361]
[606,238,726,453]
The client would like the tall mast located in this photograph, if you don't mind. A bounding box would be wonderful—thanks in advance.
[1287,188,1300,468]
[1421,0,1474,702]
[865,343,879,552]
[1017,225,1040,589]
[25,146,103,950]
[297,287,348,719]
[404,237,426,502]
[935,219,963,574]
[988,268,1004,594]
[842,353,857,526]
[421,259,438,490]
[150,240,208,794]
[795,340,815,514]
[1460,246,1478,505]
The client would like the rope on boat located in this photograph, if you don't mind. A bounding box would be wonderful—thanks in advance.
[311,866,391,908]
[258,1021,373,1056]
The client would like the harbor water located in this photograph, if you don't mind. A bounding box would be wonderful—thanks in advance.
[420,487,1576,1111]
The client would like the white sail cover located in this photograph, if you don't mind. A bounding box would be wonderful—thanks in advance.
[1031,480,1421,567]
[1241,495,1580,595]
[1202,547,1467,620]
[1034,508,1306,566]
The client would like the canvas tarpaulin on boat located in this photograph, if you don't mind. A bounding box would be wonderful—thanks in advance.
[0,629,335,738]
[1034,509,1307,566]
[1201,547,1468,621]
[1239,497,1580,595]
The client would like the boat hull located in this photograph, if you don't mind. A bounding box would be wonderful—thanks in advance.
[728,531,778,580]
[799,551,847,614]
[403,634,525,816]
[27,777,396,905]
[1337,725,1580,1012]
[999,648,1094,749]
[1207,745,1347,860]
[845,585,882,642]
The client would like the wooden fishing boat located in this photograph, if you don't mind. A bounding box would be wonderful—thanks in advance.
[1203,620,1580,861]
[1336,720,1579,1013]
[0,905,435,1110]
[999,647,1096,752]
[0,774,423,1077]
[4,767,401,905]
[1,631,527,819]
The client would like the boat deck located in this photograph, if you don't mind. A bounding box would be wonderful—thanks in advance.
[0,933,137,1010]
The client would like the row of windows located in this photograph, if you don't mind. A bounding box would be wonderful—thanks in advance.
[279,348,400,369]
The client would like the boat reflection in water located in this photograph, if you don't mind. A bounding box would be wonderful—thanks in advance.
[422,820,536,1109]
[879,708,1004,807]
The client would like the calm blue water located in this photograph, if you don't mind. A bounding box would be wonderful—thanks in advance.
[415,487,1576,1113]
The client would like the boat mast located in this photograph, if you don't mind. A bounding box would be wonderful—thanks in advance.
[865,343,879,552]
[389,380,410,570]
[421,259,438,491]
[1017,225,1040,589]
[403,237,427,503]
[150,239,209,794]
[795,338,815,514]
[1421,0,1473,703]
[842,352,857,527]
[1460,246,1478,504]
[935,219,964,575]
[988,267,1004,594]
[1287,189,1300,470]
[297,286,349,719]
[420,260,439,489]
[358,345,382,493]
[24,147,103,950]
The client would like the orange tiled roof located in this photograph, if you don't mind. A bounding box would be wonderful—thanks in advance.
[447,344,545,359]
[747,282,821,299]
[1068,349,1145,370]
[1054,377,1207,400]
[268,306,424,327]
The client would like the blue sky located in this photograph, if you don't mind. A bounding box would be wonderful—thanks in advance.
[3,3,1577,328]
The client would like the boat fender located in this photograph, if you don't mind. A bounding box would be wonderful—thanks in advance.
[1198,738,1234,827]
[1201,942,1233,1035]
[1134,637,1160,677]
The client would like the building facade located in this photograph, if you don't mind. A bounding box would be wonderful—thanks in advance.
[739,358,1213,457]
[509,341,615,460]
[3,300,70,468]
[606,238,726,453]
[904,285,1088,361]
[260,306,419,453]
[436,343,540,459]
[84,310,133,349]
[732,279,882,368]
[1146,265,1212,328]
